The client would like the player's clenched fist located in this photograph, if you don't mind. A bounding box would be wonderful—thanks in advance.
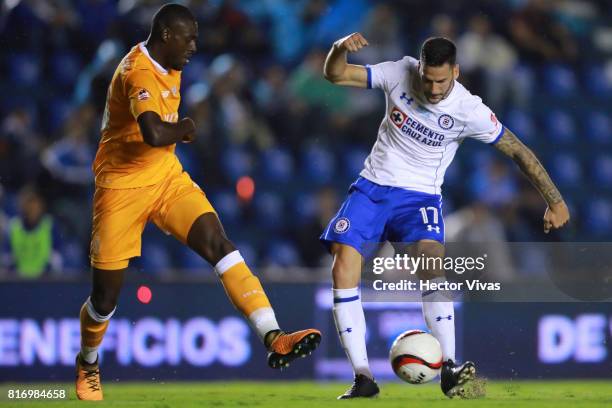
[543,201,570,233]
[334,32,369,53]
[180,117,196,143]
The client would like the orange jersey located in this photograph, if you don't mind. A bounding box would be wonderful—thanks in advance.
[94,43,183,189]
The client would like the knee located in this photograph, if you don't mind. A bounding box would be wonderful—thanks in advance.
[331,245,362,288]
[332,254,352,278]
[195,231,236,265]
[414,241,445,279]
[187,213,237,264]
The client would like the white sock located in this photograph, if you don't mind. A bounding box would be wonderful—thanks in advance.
[332,287,372,379]
[81,297,115,364]
[421,277,455,362]
[81,345,99,365]
[248,307,280,343]
[214,250,244,276]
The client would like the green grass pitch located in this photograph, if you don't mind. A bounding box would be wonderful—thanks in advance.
[1,380,611,407]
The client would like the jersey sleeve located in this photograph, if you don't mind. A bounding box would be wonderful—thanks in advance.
[124,70,162,119]
[366,57,412,94]
[464,98,505,144]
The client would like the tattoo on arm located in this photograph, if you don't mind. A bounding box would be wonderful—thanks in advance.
[494,128,563,205]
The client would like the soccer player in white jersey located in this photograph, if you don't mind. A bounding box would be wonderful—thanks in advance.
[321,34,570,399]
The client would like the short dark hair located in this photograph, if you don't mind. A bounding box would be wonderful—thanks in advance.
[151,3,196,38]
[420,37,456,66]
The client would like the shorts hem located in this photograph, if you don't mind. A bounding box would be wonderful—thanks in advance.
[90,258,131,270]
[403,235,445,245]
[319,237,367,257]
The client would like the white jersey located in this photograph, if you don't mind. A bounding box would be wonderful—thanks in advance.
[360,56,504,195]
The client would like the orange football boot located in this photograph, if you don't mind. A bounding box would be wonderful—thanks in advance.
[75,354,103,401]
[267,329,322,369]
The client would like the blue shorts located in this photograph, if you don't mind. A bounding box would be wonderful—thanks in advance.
[320,177,444,258]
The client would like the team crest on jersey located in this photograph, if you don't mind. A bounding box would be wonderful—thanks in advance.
[334,217,350,234]
[438,114,454,130]
[137,89,151,101]
[171,86,178,96]
[490,113,498,126]
[161,90,170,98]
[390,107,407,128]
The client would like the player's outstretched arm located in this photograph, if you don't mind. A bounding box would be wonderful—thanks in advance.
[494,127,570,233]
[137,111,196,147]
[323,32,369,88]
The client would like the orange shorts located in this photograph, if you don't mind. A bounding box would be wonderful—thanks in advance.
[90,171,215,270]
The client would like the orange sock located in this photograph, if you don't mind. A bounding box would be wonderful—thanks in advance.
[216,251,280,341]
[220,262,271,314]
[79,298,113,363]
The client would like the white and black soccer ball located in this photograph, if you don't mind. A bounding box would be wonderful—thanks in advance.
[389,330,443,384]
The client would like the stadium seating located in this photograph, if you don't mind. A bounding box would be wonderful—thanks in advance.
[253,191,285,230]
[583,65,612,99]
[544,110,576,144]
[585,112,612,145]
[138,240,173,276]
[175,244,211,274]
[300,145,335,185]
[342,146,369,181]
[175,144,198,177]
[584,198,612,236]
[504,109,536,144]
[51,52,82,89]
[59,240,86,276]
[9,53,40,87]
[234,241,258,268]
[292,191,318,225]
[46,97,73,132]
[209,190,241,226]
[592,155,612,185]
[221,147,254,182]
[548,153,583,188]
[543,65,578,98]
[264,240,301,267]
[260,147,295,183]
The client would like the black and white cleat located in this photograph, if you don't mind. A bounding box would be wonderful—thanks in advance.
[440,359,476,398]
[337,374,380,399]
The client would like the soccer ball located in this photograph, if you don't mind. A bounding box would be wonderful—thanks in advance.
[389,330,443,384]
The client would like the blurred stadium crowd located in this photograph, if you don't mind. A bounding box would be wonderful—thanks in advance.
[0,0,611,278]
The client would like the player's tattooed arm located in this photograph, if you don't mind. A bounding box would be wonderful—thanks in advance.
[495,128,562,204]
[494,127,570,232]
[138,112,196,147]
[324,32,369,88]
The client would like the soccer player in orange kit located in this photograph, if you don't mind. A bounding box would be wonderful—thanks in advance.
[75,4,321,401]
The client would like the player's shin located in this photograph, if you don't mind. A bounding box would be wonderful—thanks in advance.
[333,287,373,379]
[79,296,115,364]
[215,250,280,342]
[421,277,455,362]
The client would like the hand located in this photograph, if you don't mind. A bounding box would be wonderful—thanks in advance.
[180,117,196,143]
[334,32,369,53]
[543,201,570,233]
[182,131,195,143]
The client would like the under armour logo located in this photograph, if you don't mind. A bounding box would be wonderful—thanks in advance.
[427,225,440,233]
[436,315,453,321]
[400,92,414,105]
[338,327,353,335]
